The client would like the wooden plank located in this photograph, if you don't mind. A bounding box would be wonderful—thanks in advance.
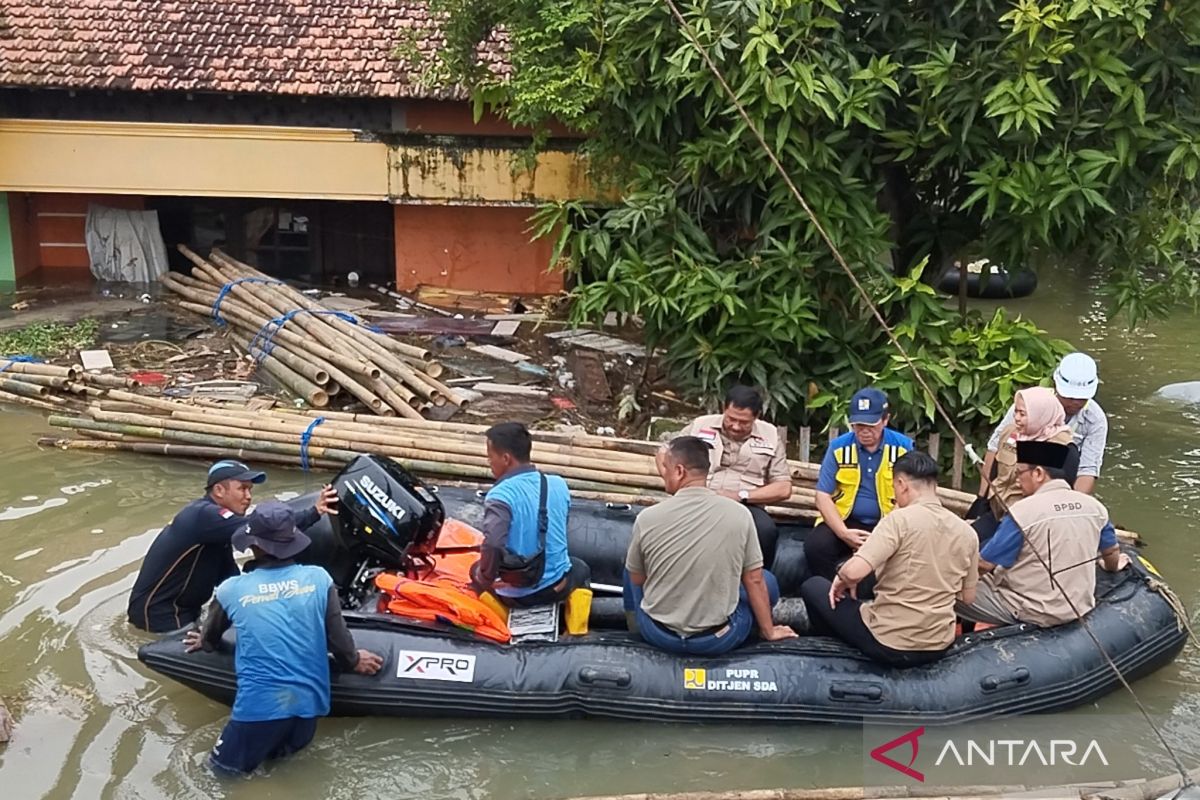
[927,432,941,461]
[468,344,530,363]
[473,383,549,398]
[490,320,522,336]
[545,328,591,340]
[798,426,811,463]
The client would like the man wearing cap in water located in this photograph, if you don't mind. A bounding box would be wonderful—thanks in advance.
[127,460,338,632]
[184,502,383,775]
[957,440,1128,628]
[975,352,1108,501]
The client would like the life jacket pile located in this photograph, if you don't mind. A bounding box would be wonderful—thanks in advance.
[374,572,511,644]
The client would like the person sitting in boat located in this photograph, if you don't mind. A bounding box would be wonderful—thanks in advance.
[623,436,797,654]
[957,441,1128,629]
[183,502,383,775]
[973,351,1107,515]
[968,386,1080,542]
[678,385,791,565]
[127,460,338,633]
[799,452,978,667]
[804,388,914,583]
[470,422,591,608]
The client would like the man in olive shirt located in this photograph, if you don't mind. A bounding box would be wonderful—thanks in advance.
[800,451,978,667]
[623,436,797,655]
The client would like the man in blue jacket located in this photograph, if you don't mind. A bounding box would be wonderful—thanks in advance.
[470,422,590,608]
[128,459,337,632]
[804,388,914,582]
[184,502,383,775]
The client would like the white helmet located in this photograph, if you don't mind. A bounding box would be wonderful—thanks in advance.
[1053,352,1099,400]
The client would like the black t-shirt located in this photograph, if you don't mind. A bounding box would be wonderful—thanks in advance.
[127,496,319,632]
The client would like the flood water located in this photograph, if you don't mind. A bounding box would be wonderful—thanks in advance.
[1,266,1200,799]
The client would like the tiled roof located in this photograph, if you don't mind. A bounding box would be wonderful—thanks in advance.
[0,0,504,99]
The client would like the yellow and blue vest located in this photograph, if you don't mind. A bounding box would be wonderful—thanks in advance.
[824,429,913,521]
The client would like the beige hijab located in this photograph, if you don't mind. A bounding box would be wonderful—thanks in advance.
[1016,386,1071,441]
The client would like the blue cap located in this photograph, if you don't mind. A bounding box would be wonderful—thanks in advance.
[206,459,267,488]
[848,388,889,424]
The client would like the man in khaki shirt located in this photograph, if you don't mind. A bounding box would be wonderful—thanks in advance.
[623,436,797,655]
[800,451,978,666]
[679,385,791,565]
[958,440,1127,627]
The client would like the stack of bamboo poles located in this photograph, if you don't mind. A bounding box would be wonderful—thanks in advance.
[159,246,465,419]
[36,390,977,521]
[0,358,140,412]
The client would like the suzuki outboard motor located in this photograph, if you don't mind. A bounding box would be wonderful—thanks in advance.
[327,454,446,606]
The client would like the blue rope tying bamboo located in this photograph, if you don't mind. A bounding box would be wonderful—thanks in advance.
[210,278,284,325]
[0,355,44,374]
[299,417,325,471]
[246,308,385,363]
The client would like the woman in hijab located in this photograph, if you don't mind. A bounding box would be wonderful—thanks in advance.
[971,386,1080,541]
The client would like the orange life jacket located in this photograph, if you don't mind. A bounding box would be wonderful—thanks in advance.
[375,572,511,644]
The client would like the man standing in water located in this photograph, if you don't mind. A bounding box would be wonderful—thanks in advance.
[128,460,337,632]
[184,502,383,775]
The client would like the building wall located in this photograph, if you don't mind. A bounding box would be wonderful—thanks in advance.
[25,193,144,270]
[393,205,561,295]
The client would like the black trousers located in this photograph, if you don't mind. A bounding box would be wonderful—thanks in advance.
[799,577,948,668]
[501,557,591,609]
[746,504,779,568]
[971,509,1000,545]
[803,516,876,582]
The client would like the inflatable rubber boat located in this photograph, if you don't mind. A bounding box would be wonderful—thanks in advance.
[138,456,1187,725]
[937,264,1038,299]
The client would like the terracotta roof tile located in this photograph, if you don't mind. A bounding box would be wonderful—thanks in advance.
[0,0,508,100]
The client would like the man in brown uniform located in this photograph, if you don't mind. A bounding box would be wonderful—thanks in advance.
[957,440,1128,627]
[679,385,791,565]
[800,451,978,667]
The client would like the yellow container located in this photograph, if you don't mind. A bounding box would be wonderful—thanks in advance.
[564,587,593,635]
[478,591,510,623]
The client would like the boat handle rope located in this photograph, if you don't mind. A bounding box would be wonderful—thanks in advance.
[661,0,1194,788]
[299,416,325,472]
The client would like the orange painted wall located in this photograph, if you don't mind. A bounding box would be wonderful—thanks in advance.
[405,100,581,139]
[7,193,38,279]
[393,205,563,295]
[30,193,144,269]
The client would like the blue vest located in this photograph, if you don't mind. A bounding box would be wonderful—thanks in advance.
[214,563,334,722]
[485,468,572,598]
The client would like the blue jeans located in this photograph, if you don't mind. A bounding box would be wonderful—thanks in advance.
[622,569,780,656]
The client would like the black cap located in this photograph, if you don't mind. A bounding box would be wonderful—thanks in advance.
[231,501,311,560]
[206,459,267,488]
[1015,440,1069,470]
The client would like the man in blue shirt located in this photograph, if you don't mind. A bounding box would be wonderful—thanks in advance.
[470,422,591,608]
[184,502,383,775]
[804,388,914,582]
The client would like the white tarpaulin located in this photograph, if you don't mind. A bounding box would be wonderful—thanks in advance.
[84,204,169,283]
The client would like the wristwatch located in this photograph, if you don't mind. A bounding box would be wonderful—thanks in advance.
[738,490,750,503]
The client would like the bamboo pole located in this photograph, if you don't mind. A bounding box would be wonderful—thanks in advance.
[36,437,345,471]
[77,373,141,390]
[0,377,48,397]
[0,372,71,389]
[0,388,64,411]
[0,360,79,379]
[256,352,330,408]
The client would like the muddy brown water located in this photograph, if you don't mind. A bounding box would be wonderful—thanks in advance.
[1,267,1199,799]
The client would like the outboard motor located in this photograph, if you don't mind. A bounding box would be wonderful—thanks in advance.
[328,454,446,606]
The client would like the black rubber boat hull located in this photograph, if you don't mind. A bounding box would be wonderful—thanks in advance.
[137,483,1186,724]
[138,564,1185,725]
[937,267,1038,299]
